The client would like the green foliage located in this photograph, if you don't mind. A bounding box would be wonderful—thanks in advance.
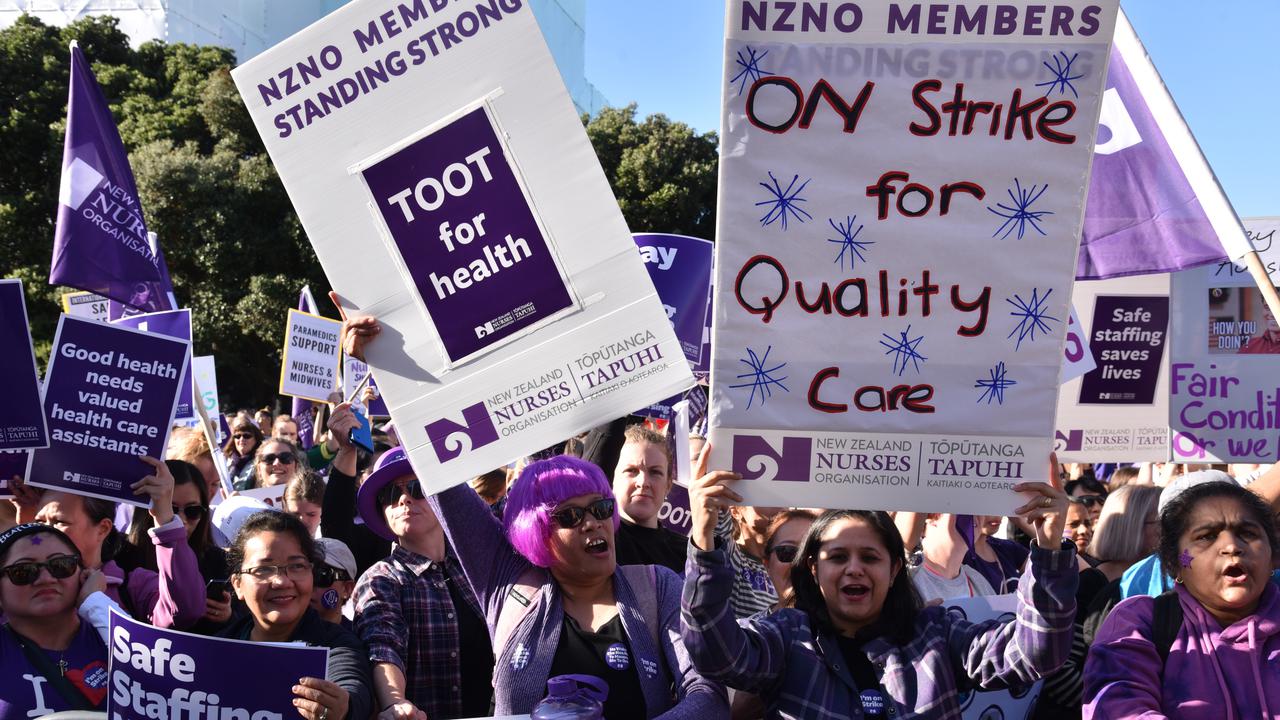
[1,17,717,410]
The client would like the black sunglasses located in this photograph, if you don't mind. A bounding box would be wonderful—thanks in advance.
[314,564,354,588]
[0,554,82,585]
[233,432,256,440]
[172,504,207,521]
[1073,495,1106,508]
[260,452,296,465]
[767,544,800,564]
[551,498,616,529]
[377,479,425,508]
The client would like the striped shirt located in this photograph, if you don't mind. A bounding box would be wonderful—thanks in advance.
[715,511,777,619]
[682,540,1079,719]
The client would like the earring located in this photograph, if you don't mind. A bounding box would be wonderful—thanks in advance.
[1174,574,1184,585]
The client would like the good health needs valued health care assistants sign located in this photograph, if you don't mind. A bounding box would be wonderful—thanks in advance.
[709,1,1119,513]
[232,0,692,493]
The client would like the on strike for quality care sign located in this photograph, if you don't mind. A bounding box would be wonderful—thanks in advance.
[279,309,343,402]
[708,1,1119,514]
[358,104,577,366]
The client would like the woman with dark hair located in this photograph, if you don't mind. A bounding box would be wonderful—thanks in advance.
[222,511,373,720]
[225,413,265,491]
[683,450,1078,718]
[1084,481,1280,719]
[246,438,309,491]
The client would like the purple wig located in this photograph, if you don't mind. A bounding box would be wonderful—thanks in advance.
[504,455,619,568]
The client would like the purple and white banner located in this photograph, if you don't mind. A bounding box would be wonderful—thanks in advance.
[0,280,49,450]
[635,233,714,367]
[1078,295,1169,405]
[111,308,195,421]
[27,315,189,506]
[359,105,578,366]
[108,608,328,719]
[343,357,389,416]
[1077,10,1249,278]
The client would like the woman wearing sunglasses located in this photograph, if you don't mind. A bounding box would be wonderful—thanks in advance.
[762,509,818,605]
[311,538,357,628]
[249,439,308,490]
[429,454,728,719]
[222,511,373,720]
[0,523,115,714]
[225,413,266,491]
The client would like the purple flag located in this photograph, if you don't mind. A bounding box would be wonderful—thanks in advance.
[50,43,174,311]
[111,309,196,420]
[292,286,318,449]
[0,280,49,450]
[1078,11,1249,279]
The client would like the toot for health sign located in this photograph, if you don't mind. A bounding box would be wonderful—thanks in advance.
[232,0,692,493]
[709,1,1118,513]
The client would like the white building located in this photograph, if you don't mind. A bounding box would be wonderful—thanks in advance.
[0,0,607,115]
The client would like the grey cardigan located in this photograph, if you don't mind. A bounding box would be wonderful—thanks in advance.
[430,484,728,718]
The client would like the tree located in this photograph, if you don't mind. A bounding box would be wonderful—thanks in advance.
[584,103,718,240]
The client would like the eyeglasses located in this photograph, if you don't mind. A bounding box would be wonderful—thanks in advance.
[260,452,296,466]
[0,554,82,586]
[377,479,425,508]
[1072,495,1106,508]
[237,562,313,582]
[551,498,616,529]
[314,564,353,588]
[233,432,256,440]
[767,544,800,564]
[172,504,207,521]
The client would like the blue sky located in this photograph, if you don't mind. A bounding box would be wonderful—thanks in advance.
[585,1,1278,217]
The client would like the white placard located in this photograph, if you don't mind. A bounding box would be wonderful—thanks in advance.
[946,593,1042,719]
[61,290,109,322]
[232,0,692,494]
[279,309,342,403]
[1060,305,1096,384]
[708,0,1118,513]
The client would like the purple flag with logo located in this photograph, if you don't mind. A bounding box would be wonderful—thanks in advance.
[49,43,175,311]
[108,609,328,719]
[111,309,195,420]
[27,315,189,506]
[292,287,318,449]
[1078,11,1248,279]
[0,280,49,450]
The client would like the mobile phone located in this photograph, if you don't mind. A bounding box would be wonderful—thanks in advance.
[206,578,231,600]
[348,407,374,453]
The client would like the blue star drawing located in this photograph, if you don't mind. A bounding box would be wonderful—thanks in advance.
[756,172,812,230]
[1007,288,1060,350]
[976,362,1017,405]
[728,345,789,410]
[826,215,873,270]
[1036,51,1084,98]
[731,46,773,96]
[879,325,927,376]
[988,179,1054,239]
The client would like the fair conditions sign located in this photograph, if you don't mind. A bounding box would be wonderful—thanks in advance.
[232,0,691,493]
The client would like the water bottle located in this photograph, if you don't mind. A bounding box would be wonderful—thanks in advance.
[531,674,609,720]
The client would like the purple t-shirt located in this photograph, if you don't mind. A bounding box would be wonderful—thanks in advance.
[0,620,108,717]
[963,536,1030,595]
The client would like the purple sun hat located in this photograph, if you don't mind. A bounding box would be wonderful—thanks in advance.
[356,446,416,541]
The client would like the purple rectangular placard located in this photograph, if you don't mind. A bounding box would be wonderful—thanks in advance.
[0,280,49,450]
[0,451,26,497]
[111,309,194,420]
[634,234,714,366]
[27,315,189,506]
[359,104,576,365]
[108,608,328,719]
[1078,296,1169,405]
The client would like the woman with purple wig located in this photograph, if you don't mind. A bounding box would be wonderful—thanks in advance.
[428,455,728,719]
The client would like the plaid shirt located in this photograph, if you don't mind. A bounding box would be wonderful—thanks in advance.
[682,540,1078,719]
[354,545,482,718]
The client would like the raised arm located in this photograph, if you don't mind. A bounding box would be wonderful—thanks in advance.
[428,483,528,614]
[652,566,728,718]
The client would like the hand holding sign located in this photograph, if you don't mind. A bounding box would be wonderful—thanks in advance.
[132,455,175,525]
[687,443,742,552]
[327,402,360,451]
[1012,453,1070,549]
[8,474,41,523]
[330,291,380,363]
[292,676,349,720]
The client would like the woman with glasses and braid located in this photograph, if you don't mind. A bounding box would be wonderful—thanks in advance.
[222,510,372,720]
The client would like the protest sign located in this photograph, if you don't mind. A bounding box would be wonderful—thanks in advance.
[1060,305,1096,384]
[108,608,328,720]
[231,0,692,494]
[1055,274,1171,462]
[0,280,49,450]
[27,315,189,506]
[61,290,110,322]
[279,309,342,403]
[635,233,714,366]
[343,356,389,416]
[112,309,195,421]
[707,1,1118,513]
[1170,217,1280,462]
[239,485,287,509]
[0,451,25,497]
[945,594,1041,720]
[192,356,221,431]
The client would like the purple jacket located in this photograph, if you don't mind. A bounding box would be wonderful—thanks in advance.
[104,516,206,629]
[1084,583,1280,719]
[681,540,1078,719]
[430,484,728,718]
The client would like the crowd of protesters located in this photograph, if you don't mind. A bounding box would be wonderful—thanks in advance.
[2,317,1279,719]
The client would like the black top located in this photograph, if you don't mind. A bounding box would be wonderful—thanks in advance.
[835,635,888,718]
[548,613,645,720]
[614,520,688,576]
[444,571,496,717]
